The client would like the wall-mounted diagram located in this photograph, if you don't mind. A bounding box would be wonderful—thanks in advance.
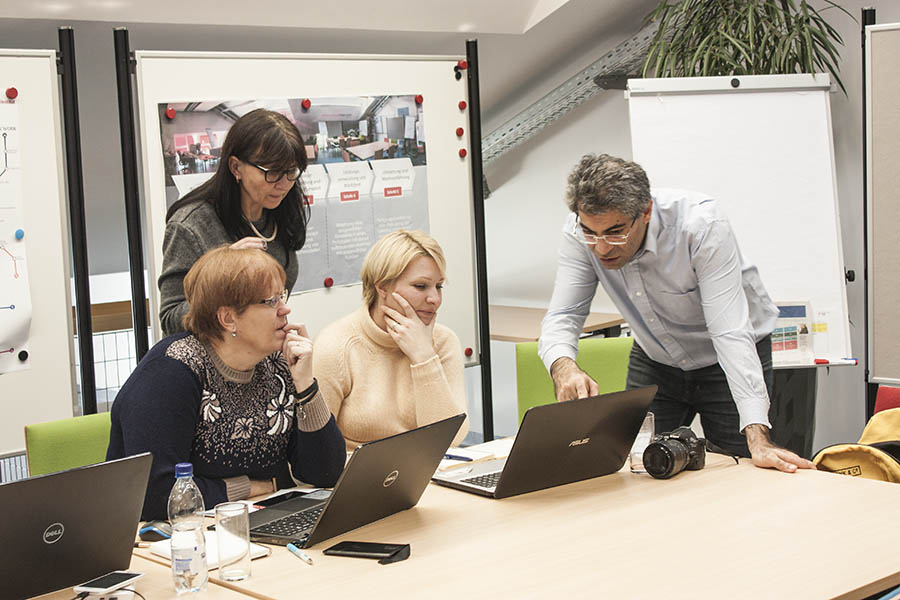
[0,100,32,375]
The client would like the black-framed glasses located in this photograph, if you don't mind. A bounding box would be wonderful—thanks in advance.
[571,215,638,246]
[245,160,301,184]
[258,288,289,308]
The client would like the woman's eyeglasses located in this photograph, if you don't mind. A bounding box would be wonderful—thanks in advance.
[259,289,289,308]
[244,160,301,184]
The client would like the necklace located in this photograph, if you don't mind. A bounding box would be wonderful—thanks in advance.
[245,216,277,242]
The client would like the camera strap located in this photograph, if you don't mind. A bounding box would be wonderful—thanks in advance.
[703,440,740,465]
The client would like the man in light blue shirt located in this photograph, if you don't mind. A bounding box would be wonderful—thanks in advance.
[539,154,814,473]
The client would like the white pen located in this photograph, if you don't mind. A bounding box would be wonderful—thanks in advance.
[287,542,314,565]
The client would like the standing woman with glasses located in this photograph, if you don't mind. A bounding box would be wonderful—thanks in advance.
[108,247,346,520]
[159,108,309,336]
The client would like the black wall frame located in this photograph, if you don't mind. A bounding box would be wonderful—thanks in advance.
[57,27,97,414]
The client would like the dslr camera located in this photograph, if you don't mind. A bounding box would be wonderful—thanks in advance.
[642,426,706,479]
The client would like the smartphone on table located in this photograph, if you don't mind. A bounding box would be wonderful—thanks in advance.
[73,571,144,594]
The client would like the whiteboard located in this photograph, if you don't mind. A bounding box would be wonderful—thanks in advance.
[0,50,76,454]
[135,52,479,362]
[866,24,900,384]
[627,74,851,366]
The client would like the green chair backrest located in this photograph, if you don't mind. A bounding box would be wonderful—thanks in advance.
[24,412,112,476]
[515,336,634,423]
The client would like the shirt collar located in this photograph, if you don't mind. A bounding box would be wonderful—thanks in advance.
[636,196,660,258]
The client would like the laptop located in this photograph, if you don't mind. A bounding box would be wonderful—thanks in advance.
[0,453,152,600]
[432,386,657,498]
[248,413,465,548]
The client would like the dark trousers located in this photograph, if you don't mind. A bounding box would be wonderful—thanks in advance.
[625,336,773,458]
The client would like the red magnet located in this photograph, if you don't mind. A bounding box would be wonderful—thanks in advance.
[415,94,424,104]
[457,60,468,70]
[455,127,464,137]
[464,347,473,357]
[5,87,18,100]
[458,100,467,110]
[458,148,467,158]
[164,107,176,120]
[301,98,312,110]
[323,277,334,288]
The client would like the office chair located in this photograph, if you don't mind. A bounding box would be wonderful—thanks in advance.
[875,385,900,414]
[24,412,112,476]
[515,336,634,423]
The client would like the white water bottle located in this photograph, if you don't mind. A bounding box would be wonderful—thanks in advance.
[167,462,208,594]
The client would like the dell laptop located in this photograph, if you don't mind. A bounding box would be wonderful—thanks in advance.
[432,386,657,498]
[248,413,465,548]
[0,453,152,600]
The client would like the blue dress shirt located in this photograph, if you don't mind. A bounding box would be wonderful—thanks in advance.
[538,189,779,431]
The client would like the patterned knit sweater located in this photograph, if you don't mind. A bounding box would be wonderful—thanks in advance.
[107,333,345,520]
[313,306,469,451]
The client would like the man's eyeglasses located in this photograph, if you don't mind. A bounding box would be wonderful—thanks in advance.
[245,160,301,184]
[571,215,638,246]
[259,289,289,308]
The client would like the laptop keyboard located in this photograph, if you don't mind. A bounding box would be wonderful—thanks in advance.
[461,471,502,489]
[252,505,324,538]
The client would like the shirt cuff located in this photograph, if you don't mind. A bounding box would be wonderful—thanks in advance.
[224,475,251,501]
[297,391,331,432]
[539,343,578,374]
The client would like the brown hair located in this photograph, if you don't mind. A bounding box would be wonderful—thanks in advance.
[360,230,446,309]
[182,246,286,343]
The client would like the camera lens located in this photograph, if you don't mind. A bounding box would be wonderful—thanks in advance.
[643,438,690,479]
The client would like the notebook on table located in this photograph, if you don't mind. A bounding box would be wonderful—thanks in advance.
[247,413,465,548]
[0,453,152,599]
[431,386,657,498]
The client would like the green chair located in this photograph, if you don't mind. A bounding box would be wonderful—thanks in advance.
[24,412,112,476]
[515,336,634,423]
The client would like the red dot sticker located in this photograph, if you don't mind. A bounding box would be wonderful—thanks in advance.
[457,60,468,70]
[458,148,467,158]
[464,347,474,357]
[164,107,176,120]
[301,98,312,110]
[323,277,334,288]
[415,94,424,104]
[5,87,18,100]
[458,100,467,110]
[455,127,464,137]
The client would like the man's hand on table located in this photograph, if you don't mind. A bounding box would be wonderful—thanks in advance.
[745,424,817,473]
[550,357,599,402]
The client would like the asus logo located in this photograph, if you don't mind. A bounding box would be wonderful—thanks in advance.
[568,438,590,447]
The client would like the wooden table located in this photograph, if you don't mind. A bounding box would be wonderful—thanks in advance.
[489,304,624,342]
[346,140,393,161]
[33,554,247,599]
[144,455,900,600]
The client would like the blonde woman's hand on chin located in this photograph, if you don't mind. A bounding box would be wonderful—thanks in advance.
[382,292,437,365]
[230,236,269,251]
[282,323,314,391]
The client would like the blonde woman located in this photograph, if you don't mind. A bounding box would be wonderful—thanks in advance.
[314,230,468,451]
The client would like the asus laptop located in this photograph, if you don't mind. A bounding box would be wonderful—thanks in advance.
[0,453,152,600]
[248,413,465,548]
[432,386,657,498]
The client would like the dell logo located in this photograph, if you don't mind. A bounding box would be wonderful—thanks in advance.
[383,470,399,487]
[43,523,64,544]
[568,438,590,447]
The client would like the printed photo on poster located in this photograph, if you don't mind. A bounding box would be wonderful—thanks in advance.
[157,96,430,293]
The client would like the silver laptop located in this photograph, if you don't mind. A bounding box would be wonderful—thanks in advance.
[248,413,465,548]
[0,453,152,599]
[432,387,657,498]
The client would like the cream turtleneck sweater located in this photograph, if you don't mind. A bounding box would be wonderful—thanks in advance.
[313,306,469,451]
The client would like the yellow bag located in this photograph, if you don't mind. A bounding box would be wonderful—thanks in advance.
[812,408,900,483]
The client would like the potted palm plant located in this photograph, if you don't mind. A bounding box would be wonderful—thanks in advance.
[641,0,853,93]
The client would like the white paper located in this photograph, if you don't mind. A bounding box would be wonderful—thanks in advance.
[0,101,32,375]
